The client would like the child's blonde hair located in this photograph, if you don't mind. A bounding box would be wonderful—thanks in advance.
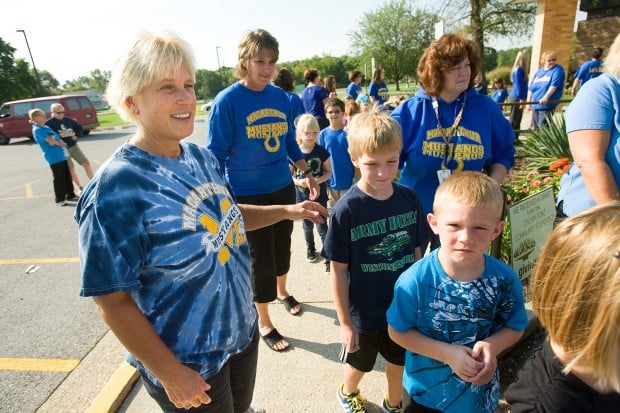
[28,108,45,121]
[295,114,320,145]
[531,201,620,392]
[346,109,402,158]
[433,171,504,220]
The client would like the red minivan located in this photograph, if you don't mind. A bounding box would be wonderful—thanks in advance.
[0,94,100,145]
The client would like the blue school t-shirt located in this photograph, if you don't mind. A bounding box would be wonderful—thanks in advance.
[207,82,303,197]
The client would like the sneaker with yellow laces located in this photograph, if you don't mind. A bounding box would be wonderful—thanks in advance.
[381,394,402,413]
[337,382,366,413]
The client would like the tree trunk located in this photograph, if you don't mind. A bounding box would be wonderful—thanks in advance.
[470,0,486,83]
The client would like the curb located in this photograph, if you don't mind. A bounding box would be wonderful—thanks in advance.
[86,362,139,413]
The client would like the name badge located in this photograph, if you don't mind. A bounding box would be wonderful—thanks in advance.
[437,169,451,184]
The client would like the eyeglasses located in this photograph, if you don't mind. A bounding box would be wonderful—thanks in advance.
[327,109,342,114]
[446,62,471,74]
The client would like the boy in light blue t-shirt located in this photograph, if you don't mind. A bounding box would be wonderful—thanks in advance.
[387,171,527,413]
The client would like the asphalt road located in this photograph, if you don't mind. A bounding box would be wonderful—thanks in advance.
[0,119,209,412]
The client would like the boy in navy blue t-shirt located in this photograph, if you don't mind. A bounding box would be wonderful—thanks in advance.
[323,110,429,413]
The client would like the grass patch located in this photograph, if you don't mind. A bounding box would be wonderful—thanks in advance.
[97,105,211,128]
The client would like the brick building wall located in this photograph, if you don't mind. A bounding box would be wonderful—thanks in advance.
[573,16,620,72]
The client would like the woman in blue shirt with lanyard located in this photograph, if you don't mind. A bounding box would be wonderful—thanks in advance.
[391,32,514,250]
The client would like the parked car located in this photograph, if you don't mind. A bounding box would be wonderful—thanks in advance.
[201,100,213,112]
[0,94,100,145]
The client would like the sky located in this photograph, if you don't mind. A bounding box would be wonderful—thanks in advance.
[3,0,582,85]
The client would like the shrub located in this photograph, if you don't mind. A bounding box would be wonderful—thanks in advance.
[500,112,572,263]
[487,66,512,85]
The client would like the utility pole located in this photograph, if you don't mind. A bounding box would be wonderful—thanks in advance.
[215,46,223,81]
[16,29,43,96]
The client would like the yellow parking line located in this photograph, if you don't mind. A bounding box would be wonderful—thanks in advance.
[0,358,80,372]
[0,257,79,265]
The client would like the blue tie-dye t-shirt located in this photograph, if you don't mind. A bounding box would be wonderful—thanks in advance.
[387,249,527,413]
[75,141,257,386]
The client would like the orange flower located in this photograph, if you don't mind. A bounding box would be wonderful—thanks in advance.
[549,158,570,171]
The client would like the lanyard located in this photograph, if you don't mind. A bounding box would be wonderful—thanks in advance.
[432,93,466,169]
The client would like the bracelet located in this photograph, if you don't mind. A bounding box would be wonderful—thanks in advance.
[303,167,313,176]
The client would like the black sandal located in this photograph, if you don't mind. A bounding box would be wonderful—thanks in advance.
[278,295,302,316]
[260,329,289,352]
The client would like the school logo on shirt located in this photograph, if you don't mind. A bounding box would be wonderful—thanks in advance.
[181,182,246,265]
[422,127,484,171]
[245,108,289,153]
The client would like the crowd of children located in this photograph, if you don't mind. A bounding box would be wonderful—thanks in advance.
[286,61,620,412]
[287,98,619,413]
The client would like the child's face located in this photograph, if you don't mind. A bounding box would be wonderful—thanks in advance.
[300,129,318,145]
[326,106,343,123]
[352,148,399,196]
[428,200,503,266]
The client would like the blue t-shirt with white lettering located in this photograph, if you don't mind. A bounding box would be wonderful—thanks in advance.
[574,59,603,86]
[529,64,565,110]
[76,142,257,386]
[323,184,428,332]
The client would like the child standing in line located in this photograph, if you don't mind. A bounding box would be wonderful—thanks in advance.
[318,98,356,209]
[292,114,332,267]
[387,171,528,413]
[491,77,509,112]
[505,201,620,413]
[324,110,429,413]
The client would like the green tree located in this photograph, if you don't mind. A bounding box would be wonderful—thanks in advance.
[0,38,37,102]
[348,0,439,90]
[435,0,536,82]
[483,46,498,72]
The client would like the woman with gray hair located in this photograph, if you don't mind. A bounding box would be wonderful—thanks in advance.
[556,33,620,217]
[76,31,326,412]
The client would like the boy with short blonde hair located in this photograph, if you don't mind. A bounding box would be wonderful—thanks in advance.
[324,110,429,413]
[387,171,528,413]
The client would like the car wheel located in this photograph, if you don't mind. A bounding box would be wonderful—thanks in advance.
[0,134,9,145]
[83,130,91,136]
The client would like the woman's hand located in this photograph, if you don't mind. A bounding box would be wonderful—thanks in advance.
[159,364,212,409]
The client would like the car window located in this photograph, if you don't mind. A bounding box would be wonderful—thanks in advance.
[77,97,92,109]
[0,105,10,117]
[65,98,80,111]
[33,100,58,113]
[14,102,33,116]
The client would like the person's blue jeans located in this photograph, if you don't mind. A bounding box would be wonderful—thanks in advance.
[142,329,259,413]
[295,186,327,250]
[531,108,554,129]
